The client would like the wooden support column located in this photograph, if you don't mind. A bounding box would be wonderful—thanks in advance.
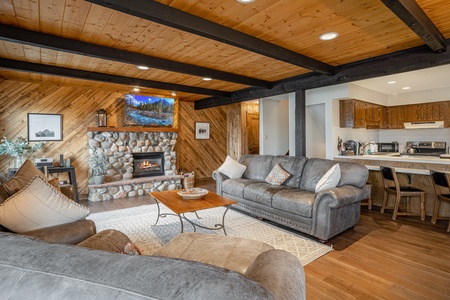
[295,90,306,157]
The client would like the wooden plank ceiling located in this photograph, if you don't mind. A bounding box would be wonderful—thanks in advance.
[0,0,449,107]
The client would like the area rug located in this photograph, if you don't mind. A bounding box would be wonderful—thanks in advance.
[87,204,332,265]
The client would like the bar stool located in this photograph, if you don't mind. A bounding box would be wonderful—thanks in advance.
[430,170,450,232]
[361,183,372,209]
[380,166,426,221]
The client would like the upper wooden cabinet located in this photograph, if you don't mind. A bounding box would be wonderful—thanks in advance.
[365,102,383,128]
[339,99,381,128]
[340,99,450,129]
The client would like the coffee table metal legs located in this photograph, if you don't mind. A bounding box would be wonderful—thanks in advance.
[152,199,231,235]
[182,206,231,235]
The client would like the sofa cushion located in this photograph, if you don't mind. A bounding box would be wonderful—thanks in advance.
[272,156,308,188]
[222,178,260,198]
[265,163,291,186]
[0,176,90,233]
[218,155,247,179]
[0,233,275,300]
[315,164,341,193]
[272,190,316,218]
[243,183,292,206]
[154,232,275,274]
[2,159,45,196]
[240,155,274,181]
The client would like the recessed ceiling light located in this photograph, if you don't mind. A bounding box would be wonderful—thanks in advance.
[133,87,140,92]
[203,77,212,81]
[236,0,255,3]
[319,32,338,41]
[387,81,397,84]
[402,86,411,90]
[137,66,149,70]
[171,91,177,96]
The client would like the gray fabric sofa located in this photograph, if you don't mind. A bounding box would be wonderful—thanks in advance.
[214,155,370,242]
[0,232,305,300]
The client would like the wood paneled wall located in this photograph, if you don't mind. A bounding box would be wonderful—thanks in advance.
[0,79,227,198]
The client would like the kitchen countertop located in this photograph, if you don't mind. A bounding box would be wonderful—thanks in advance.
[334,154,450,174]
[334,154,450,164]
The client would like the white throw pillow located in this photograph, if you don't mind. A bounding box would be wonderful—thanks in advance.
[315,164,341,193]
[217,156,247,179]
[0,176,90,233]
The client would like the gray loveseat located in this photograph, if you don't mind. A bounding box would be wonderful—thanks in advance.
[0,232,305,300]
[214,155,370,242]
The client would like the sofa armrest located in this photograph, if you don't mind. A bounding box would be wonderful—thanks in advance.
[212,170,230,195]
[245,249,306,300]
[314,184,371,209]
[21,219,96,245]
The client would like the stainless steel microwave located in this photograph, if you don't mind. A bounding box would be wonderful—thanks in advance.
[378,142,399,152]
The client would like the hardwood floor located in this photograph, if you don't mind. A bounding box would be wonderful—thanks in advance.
[80,178,450,299]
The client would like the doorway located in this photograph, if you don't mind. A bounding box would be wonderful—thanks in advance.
[246,111,260,154]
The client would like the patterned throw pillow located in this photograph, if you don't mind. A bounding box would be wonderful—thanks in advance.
[265,163,292,186]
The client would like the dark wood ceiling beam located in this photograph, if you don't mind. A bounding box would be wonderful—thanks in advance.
[0,24,270,89]
[381,0,447,53]
[195,39,450,109]
[0,58,230,97]
[85,0,335,75]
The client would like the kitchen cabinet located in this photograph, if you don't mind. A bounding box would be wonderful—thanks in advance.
[365,103,382,128]
[386,106,399,129]
[340,100,450,129]
[354,100,366,128]
[338,99,370,128]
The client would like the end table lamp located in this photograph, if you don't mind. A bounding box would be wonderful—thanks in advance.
[96,109,107,127]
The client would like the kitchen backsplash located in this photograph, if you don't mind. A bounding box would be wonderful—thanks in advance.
[334,127,450,154]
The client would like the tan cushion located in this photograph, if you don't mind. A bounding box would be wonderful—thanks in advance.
[0,176,90,233]
[154,232,274,274]
[2,159,45,196]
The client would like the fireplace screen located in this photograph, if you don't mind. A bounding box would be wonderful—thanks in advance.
[132,152,165,178]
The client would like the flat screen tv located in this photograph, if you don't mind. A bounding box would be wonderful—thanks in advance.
[124,94,175,127]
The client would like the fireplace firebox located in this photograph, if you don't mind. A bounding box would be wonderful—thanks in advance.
[132,152,165,178]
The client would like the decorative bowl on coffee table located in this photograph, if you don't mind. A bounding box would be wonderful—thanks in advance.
[177,188,209,200]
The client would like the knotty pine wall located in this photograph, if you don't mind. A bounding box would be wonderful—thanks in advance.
[0,79,227,199]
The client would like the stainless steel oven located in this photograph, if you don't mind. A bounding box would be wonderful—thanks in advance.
[403,141,446,157]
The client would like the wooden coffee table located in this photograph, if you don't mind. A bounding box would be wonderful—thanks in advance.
[149,190,237,235]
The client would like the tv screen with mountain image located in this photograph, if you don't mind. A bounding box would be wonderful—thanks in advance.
[124,94,175,127]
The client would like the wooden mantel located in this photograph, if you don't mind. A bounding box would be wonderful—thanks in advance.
[86,127,179,133]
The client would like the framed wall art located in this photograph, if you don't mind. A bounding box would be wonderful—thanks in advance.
[195,122,210,140]
[124,94,175,127]
[27,113,63,141]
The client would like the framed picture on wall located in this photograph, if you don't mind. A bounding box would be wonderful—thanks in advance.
[195,122,210,140]
[27,113,63,141]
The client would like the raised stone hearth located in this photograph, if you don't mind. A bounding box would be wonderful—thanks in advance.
[88,175,182,202]
[87,129,180,201]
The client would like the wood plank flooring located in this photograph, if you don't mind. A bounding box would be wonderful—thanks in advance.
[80,178,450,300]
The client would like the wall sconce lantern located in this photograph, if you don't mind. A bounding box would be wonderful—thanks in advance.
[96,109,107,127]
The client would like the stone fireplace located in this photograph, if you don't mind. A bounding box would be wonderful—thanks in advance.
[132,152,165,178]
[87,129,182,201]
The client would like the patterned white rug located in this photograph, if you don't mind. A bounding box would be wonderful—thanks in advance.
[87,204,332,265]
